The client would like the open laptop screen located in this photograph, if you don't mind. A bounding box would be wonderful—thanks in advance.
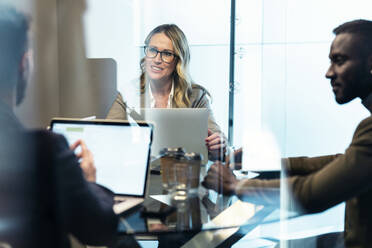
[141,108,208,164]
[50,119,152,197]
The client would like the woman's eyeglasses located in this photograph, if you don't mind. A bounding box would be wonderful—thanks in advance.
[144,46,177,63]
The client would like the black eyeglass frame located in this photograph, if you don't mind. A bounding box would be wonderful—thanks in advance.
[144,46,177,64]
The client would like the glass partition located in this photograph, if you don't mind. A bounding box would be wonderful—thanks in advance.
[233,0,372,247]
[3,0,372,247]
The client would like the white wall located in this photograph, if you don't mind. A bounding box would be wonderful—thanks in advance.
[235,0,371,160]
[83,0,141,96]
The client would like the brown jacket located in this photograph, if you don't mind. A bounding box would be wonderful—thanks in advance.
[236,115,372,247]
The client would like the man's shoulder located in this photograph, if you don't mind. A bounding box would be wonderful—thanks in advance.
[26,129,69,151]
[27,129,64,139]
[351,115,372,142]
[359,115,372,123]
[355,115,372,131]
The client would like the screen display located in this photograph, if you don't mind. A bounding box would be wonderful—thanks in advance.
[52,121,152,196]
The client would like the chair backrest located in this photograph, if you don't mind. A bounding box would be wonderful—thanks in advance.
[86,58,117,118]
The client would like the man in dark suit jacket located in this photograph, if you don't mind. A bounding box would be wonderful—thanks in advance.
[203,20,372,248]
[0,5,118,248]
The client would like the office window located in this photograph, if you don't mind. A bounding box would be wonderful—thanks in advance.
[84,0,372,158]
[84,0,230,135]
[234,0,371,160]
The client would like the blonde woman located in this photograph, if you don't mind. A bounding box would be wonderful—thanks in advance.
[107,24,225,159]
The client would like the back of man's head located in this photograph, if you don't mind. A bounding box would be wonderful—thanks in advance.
[0,5,29,90]
[333,19,372,54]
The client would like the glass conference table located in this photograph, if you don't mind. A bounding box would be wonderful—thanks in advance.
[115,166,288,247]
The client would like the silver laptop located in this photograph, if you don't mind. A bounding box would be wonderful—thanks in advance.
[140,108,208,164]
[50,118,153,214]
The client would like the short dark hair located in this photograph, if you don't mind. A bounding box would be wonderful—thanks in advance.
[0,5,29,89]
[333,19,372,54]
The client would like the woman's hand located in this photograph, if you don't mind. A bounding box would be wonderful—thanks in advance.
[70,139,96,182]
[205,129,226,160]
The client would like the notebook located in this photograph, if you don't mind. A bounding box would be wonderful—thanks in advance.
[50,118,153,214]
[140,108,208,164]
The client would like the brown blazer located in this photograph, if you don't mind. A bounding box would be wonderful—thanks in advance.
[236,115,372,247]
[106,83,224,137]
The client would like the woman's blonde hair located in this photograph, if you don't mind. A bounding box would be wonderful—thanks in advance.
[140,24,193,107]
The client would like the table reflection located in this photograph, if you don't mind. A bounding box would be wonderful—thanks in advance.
[117,170,280,236]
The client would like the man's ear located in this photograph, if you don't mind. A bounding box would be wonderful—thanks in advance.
[20,50,33,78]
[16,50,32,106]
[368,54,372,75]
